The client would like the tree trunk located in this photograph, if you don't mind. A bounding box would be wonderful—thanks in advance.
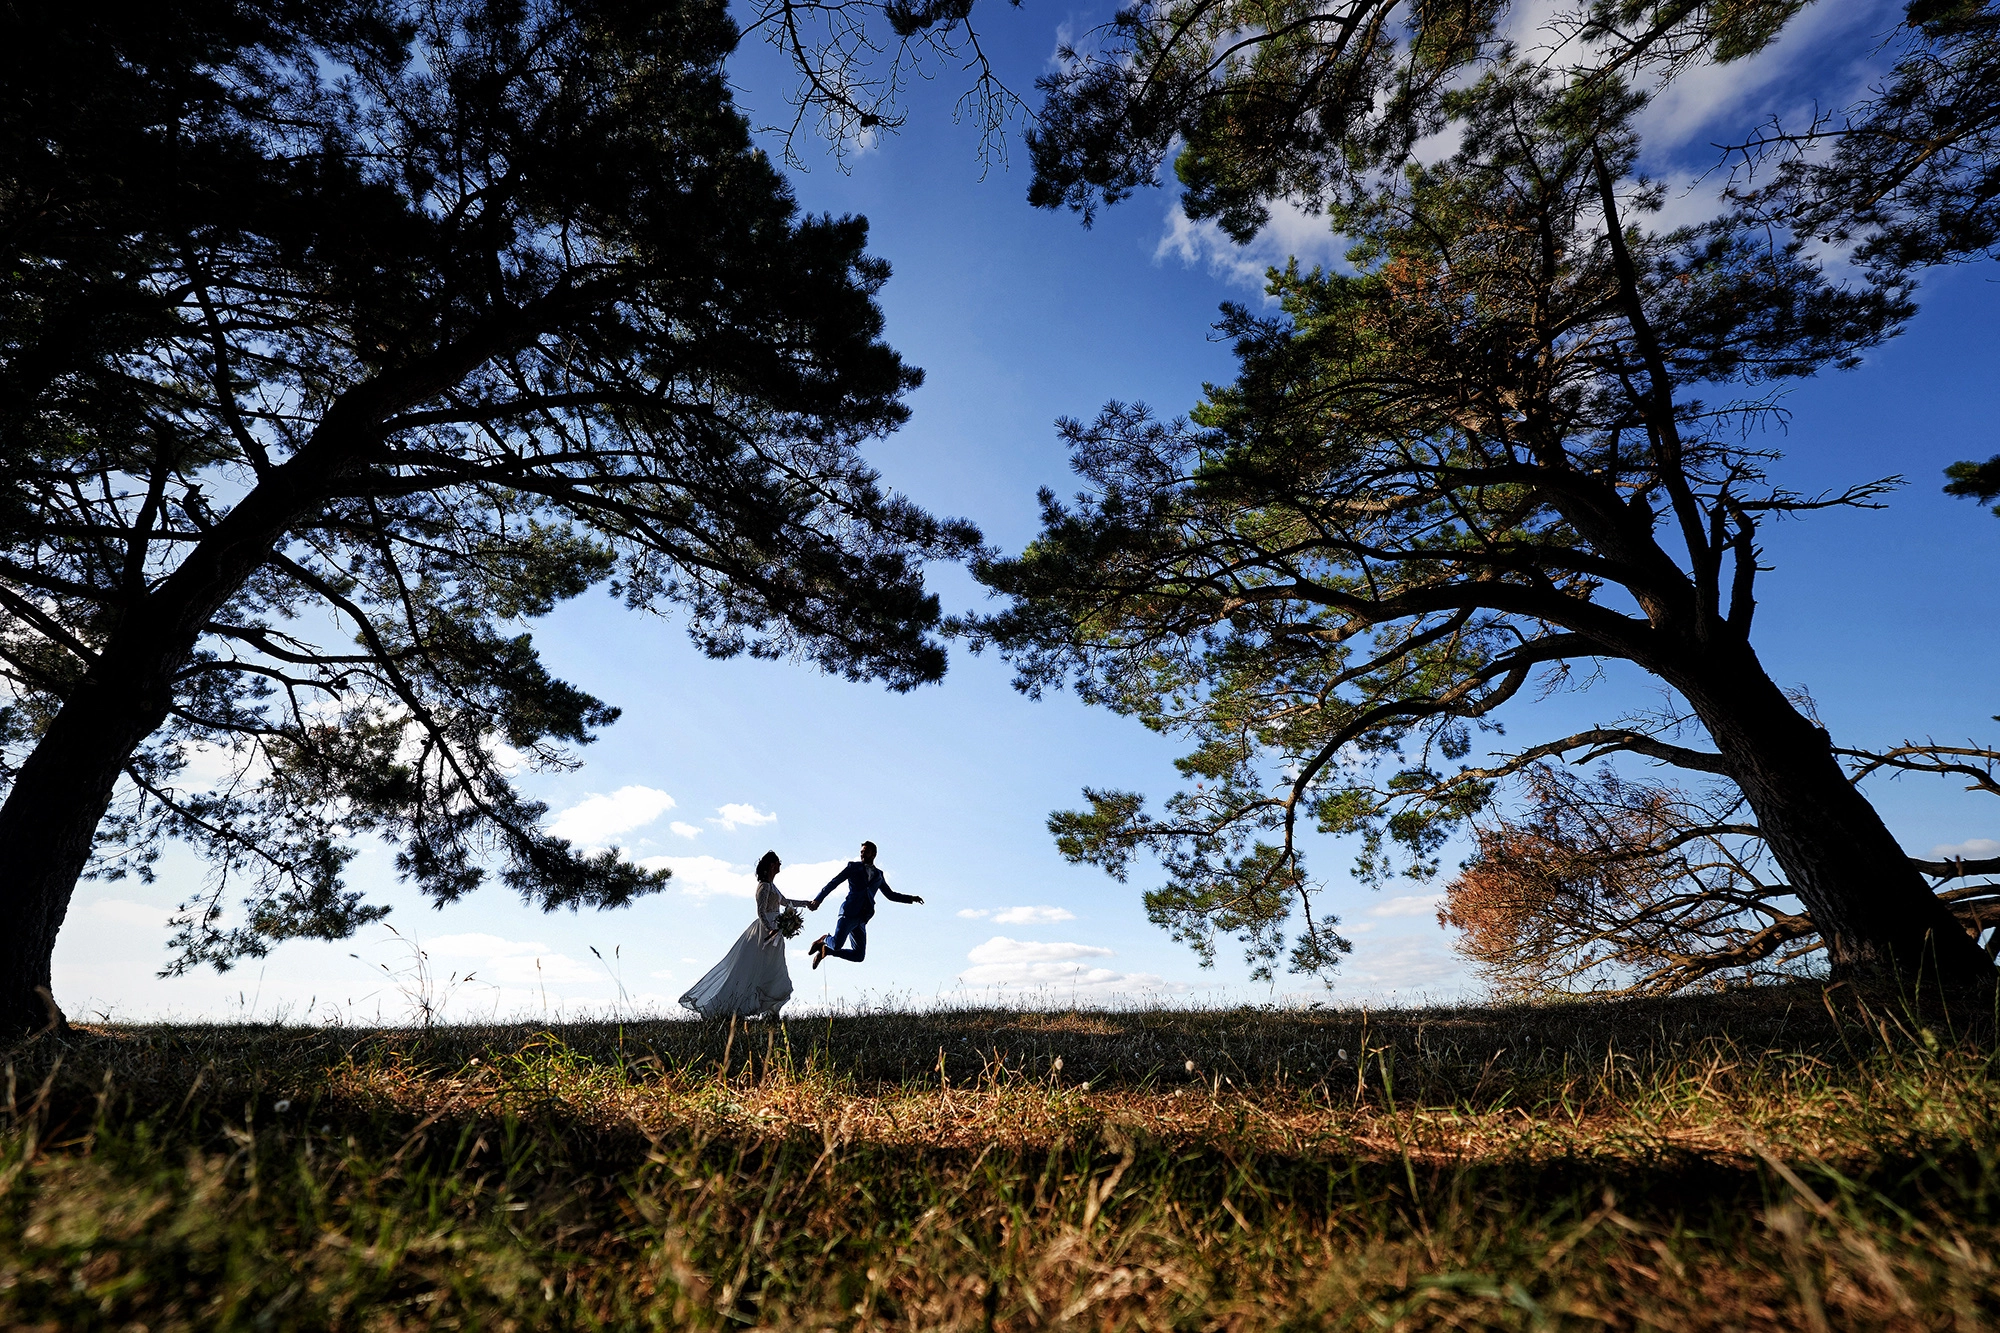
[1667,642,1994,989]
[0,402,382,1036]
[0,330,539,1038]
[0,669,180,1035]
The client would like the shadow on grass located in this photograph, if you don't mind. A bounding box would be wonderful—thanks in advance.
[2,981,1995,1329]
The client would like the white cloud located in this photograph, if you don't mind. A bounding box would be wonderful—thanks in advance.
[955,905,1078,924]
[174,741,246,792]
[956,962,1187,995]
[634,854,844,900]
[668,822,702,839]
[955,937,1184,995]
[1370,893,1446,919]
[785,859,858,900]
[967,937,1113,965]
[1501,0,1573,60]
[548,786,675,847]
[1631,0,1879,154]
[1931,839,2000,862]
[1156,194,1348,292]
[423,933,536,958]
[954,937,1186,996]
[991,905,1078,925]
[710,802,776,831]
[638,854,755,898]
[1333,936,1477,1001]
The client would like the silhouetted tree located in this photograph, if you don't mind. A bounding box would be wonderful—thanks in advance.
[0,0,978,1034]
[1945,456,2000,515]
[970,71,1995,987]
[1028,0,2000,272]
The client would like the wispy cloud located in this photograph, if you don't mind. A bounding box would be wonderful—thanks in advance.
[548,786,675,847]
[175,740,248,792]
[956,905,1078,924]
[1631,0,1883,155]
[995,905,1078,925]
[1331,936,1476,1001]
[1156,194,1348,292]
[1370,893,1446,919]
[710,802,777,831]
[1931,838,2000,861]
[968,937,1112,965]
[668,822,702,839]
[636,854,846,899]
[637,854,755,898]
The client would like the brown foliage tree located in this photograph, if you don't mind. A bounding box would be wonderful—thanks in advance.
[1443,760,2000,997]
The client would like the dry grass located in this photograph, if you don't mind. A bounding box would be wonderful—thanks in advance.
[3,982,1998,1330]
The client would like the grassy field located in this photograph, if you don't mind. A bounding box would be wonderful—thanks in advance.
[2,983,1997,1330]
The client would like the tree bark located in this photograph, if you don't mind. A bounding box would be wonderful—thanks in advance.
[0,665,183,1035]
[1664,640,1995,989]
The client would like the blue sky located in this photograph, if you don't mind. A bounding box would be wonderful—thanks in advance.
[56,0,2000,1023]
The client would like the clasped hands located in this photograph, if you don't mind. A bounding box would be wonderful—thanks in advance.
[762,897,824,947]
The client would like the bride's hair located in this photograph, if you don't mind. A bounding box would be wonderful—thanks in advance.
[756,850,781,881]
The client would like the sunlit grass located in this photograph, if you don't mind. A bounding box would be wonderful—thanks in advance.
[3,983,1997,1328]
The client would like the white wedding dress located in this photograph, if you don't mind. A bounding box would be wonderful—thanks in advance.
[678,878,814,1019]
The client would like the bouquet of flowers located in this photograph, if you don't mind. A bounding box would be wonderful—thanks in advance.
[774,906,805,940]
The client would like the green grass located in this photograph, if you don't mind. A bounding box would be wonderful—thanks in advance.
[3,983,1998,1329]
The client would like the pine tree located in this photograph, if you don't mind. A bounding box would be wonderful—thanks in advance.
[972,71,1993,986]
[0,0,978,1034]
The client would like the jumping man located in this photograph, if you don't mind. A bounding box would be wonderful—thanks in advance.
[809,840,923,969]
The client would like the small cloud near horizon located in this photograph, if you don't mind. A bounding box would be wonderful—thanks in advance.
[1931,838,2000,861]
[1369,893,1446,919]
[955,935,1184,996]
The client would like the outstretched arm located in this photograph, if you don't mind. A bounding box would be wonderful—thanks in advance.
[813,864,851,908]
[882,883,924,905]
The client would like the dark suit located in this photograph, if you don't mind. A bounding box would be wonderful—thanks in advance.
[813,860,917,962]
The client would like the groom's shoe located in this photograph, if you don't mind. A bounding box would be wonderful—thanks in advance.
[810,936,827,970]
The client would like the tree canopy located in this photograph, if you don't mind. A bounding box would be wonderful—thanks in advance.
[1026,0,2000,265]
[969,69,1992,986]
[772,0,2000,537]
[0,0,977,1030]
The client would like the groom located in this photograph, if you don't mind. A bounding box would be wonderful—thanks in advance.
[809,840,923,969]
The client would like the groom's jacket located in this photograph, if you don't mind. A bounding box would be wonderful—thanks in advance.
[816,861,917,921]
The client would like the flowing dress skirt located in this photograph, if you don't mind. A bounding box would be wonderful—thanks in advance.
[679,918,794,1018]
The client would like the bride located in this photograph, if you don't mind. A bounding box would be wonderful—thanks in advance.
[679,851,815,1019]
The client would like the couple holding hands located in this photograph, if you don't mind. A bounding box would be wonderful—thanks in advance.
[677,841,924,1019]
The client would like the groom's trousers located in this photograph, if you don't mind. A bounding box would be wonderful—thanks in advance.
[825,910,869,962]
